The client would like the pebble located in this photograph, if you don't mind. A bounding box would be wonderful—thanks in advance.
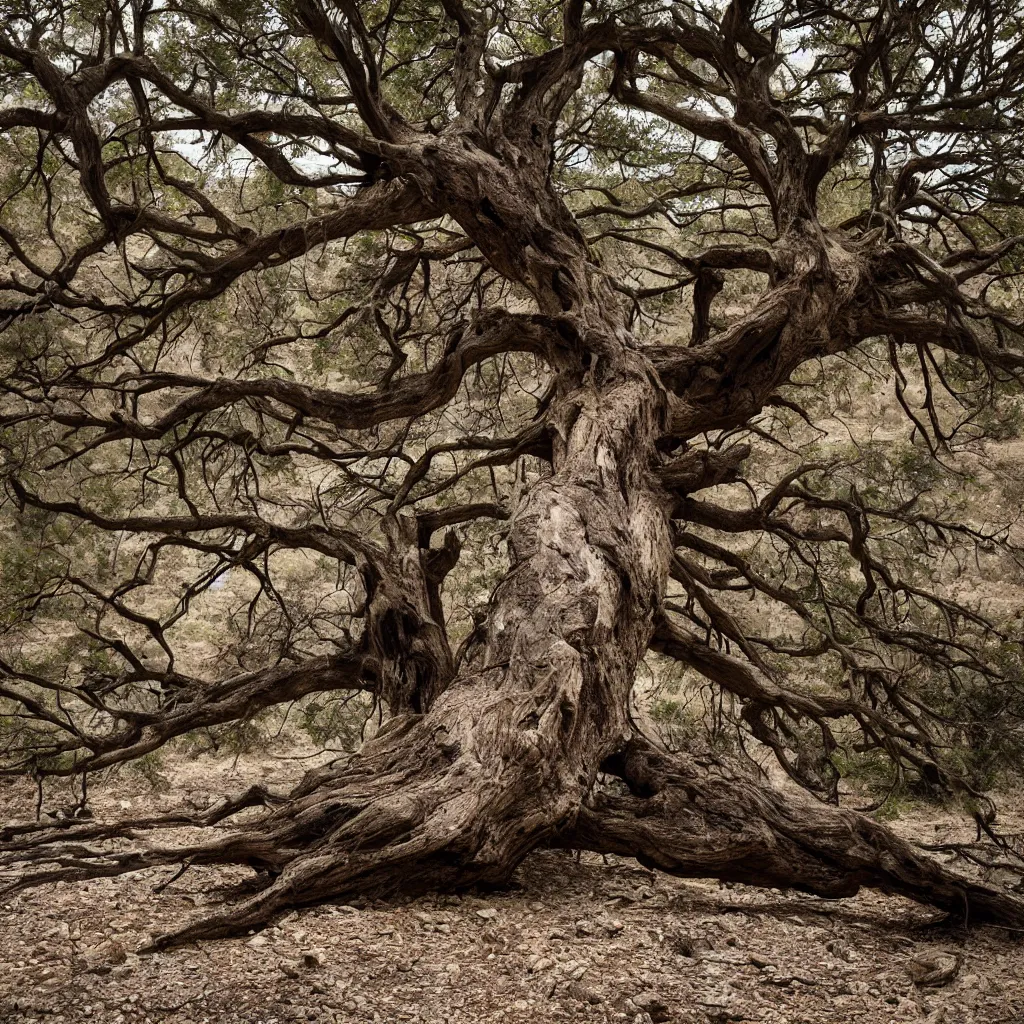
[826,938,852,961]
[567,981,603,1004]
[475,908,498,921]
[631,990,671,1024]
[907,951,960,987]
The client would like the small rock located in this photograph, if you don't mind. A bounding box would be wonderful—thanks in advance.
[575,920,595,937]
[475,908,498,921]
[247,935,269,948]
[826,938,852,961]
[633,990,671,1023]
[749,955,774,970]
[567,981,603,1005]
[82,940,127,970]
[907,952,961,988]
[604,919,625,935]
[280,963,300,979]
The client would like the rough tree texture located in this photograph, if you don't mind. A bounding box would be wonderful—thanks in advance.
[2,0,1024,946]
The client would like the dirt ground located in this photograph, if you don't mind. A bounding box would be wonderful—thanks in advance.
[2,753,1022,1024]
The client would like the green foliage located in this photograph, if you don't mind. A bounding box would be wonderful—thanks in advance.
[299,693,374,749]
[119,751,171,793]
[829,748,912,819]
[645,660,738,755]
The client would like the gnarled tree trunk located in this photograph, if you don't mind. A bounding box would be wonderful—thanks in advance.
[137,143,682,945]
[3,0,1024,949]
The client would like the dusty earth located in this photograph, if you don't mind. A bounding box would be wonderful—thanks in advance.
[2,753,1022,1024]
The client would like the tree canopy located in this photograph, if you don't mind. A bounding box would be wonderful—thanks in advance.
[2,0,1024,946]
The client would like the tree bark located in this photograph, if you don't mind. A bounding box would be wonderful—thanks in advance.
[559,738,1024,927]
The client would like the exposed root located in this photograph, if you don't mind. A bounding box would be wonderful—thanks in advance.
[4,731,1024,948]
[0,785,277,853]
[558,737,1024,928]
[4,675,607,949]
[0,785,289,898]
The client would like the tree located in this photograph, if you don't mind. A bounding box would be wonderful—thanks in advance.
[2,0,1024,947]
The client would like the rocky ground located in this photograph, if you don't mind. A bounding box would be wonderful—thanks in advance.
[1,755,1022,1024]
